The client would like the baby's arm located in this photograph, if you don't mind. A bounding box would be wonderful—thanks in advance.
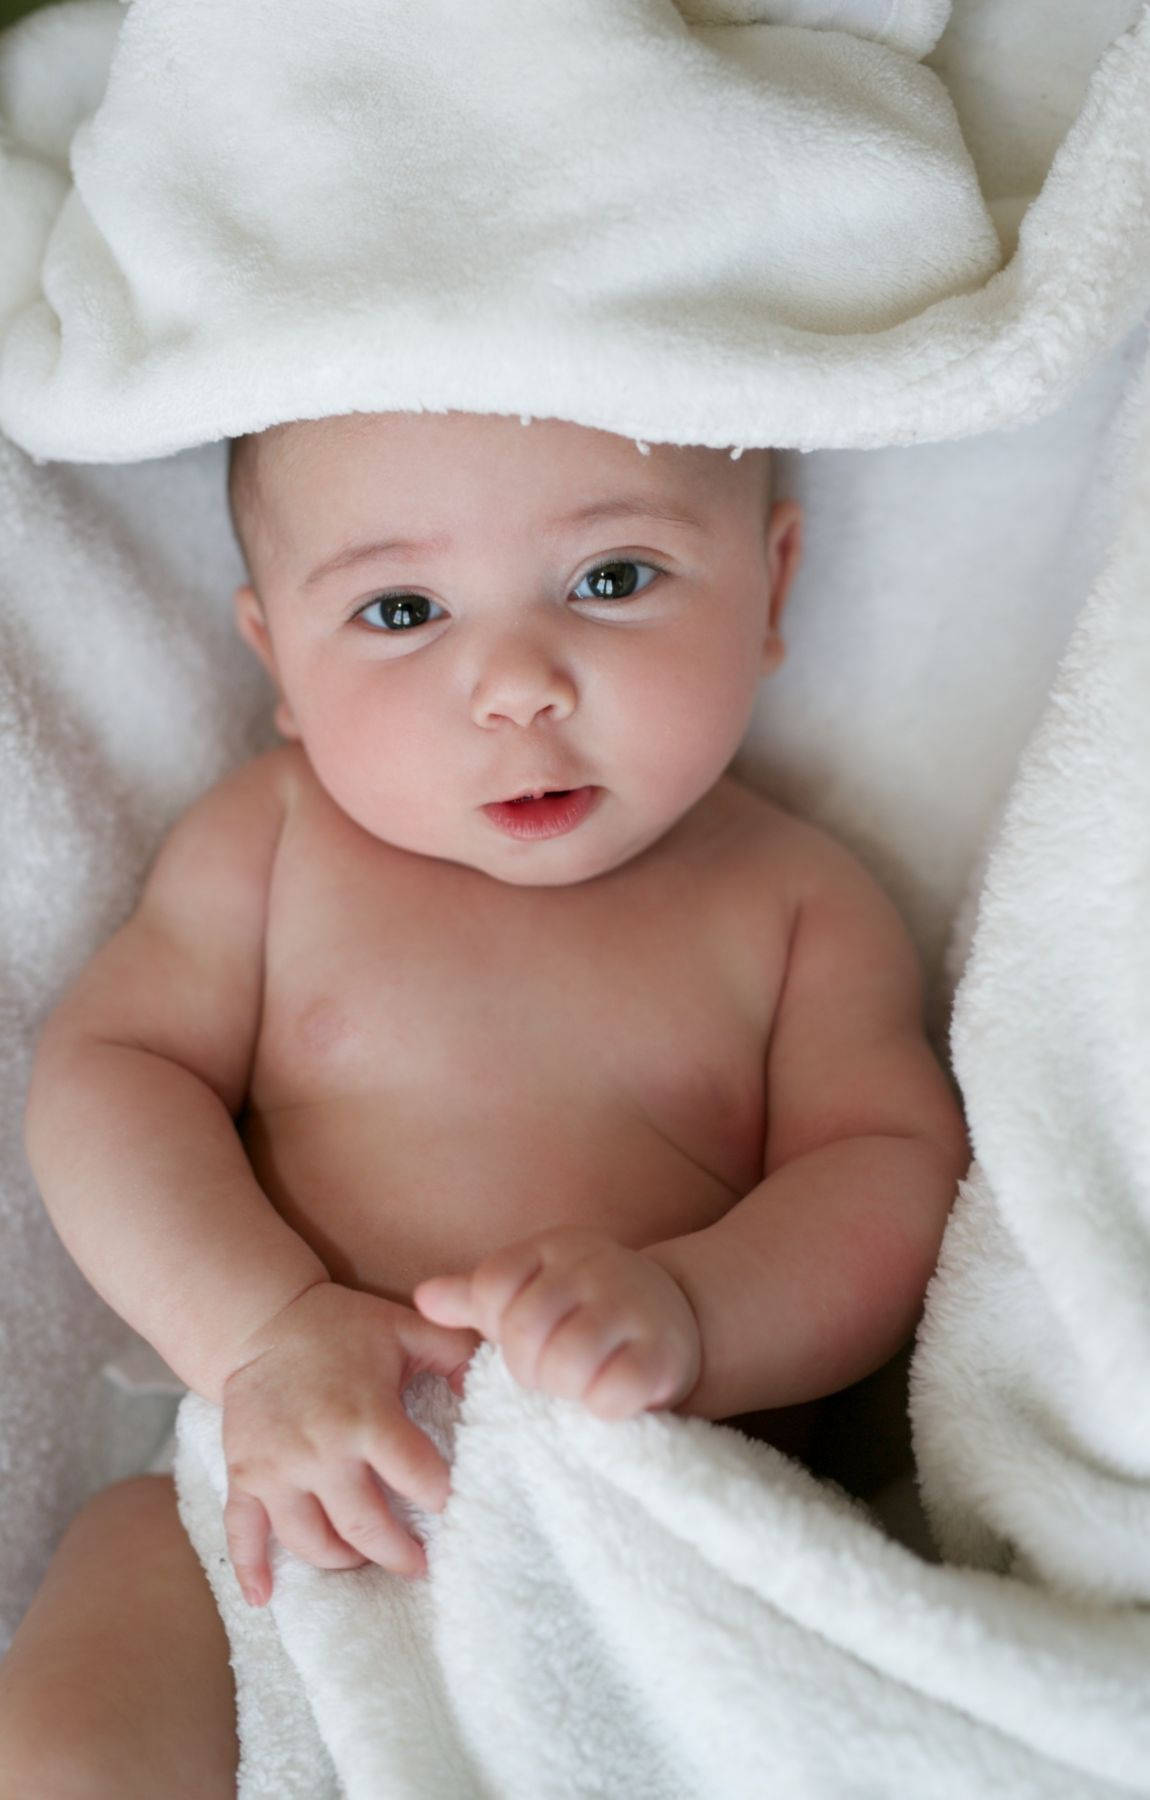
[27,751,479,1594]
[24,751,328,1404]
[641,832,970,1421]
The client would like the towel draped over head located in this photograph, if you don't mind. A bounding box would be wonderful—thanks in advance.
[0,0,1017,461]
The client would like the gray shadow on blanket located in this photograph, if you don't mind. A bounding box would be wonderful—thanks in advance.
[727,1343,938,1562]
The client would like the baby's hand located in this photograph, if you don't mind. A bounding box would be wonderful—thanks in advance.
[220,1282,479,1606]
[413,1227,702,1419]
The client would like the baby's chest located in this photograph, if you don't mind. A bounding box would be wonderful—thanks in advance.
[250,820,783,1198]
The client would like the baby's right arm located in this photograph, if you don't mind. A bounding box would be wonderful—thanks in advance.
[24,751,323,1405]
[25,750,477,1594]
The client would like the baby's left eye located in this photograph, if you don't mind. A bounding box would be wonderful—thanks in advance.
[356,593,445,632]
[572,560,661,603]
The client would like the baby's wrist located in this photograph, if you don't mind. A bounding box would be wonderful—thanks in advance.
[218,1271,333,1397]
[638,1240,694,1307]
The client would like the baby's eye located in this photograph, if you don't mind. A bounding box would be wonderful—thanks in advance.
[356,593,446,632]
[572,560,661,603]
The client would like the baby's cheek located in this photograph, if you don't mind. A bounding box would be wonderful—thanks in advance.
[628,635,758,797]
[296,679,443,844]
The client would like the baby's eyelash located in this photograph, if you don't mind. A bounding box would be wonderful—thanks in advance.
[353,558,665,633]
[571,559,663,602]
[355,593,444,631]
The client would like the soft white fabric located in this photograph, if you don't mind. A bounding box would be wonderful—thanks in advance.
[173,1347,1150,1800]
[0,0,1004,461]
[4,2,1149,462]
[927,1,1146,207]
[0,427,272,1635]
[1,1,1149,1793]
[681,0,952,59]
[911,341,1150,1602]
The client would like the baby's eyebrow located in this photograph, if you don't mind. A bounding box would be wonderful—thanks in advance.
[301,497,707,590]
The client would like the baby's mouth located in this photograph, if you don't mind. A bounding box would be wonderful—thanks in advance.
[482,786,602,839]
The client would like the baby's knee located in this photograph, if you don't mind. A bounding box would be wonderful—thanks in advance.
[0,1719,125,1800]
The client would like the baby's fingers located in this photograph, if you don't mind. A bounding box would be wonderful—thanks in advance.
[317,1464,431,1581]
[532,1302,633,1403]
[414,1238,545,1339]
[369,1410,455,1517]
[583,1336,697,1419]
[223,1485,274,1607]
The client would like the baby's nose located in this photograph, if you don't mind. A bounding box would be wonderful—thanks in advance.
[469,635,577,729]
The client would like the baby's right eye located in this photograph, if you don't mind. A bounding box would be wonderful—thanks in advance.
[356,594,445,632]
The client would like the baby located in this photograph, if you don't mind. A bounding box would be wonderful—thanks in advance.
[10,408,966,1787]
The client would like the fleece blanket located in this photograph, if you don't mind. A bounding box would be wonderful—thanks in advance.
[1,0,1149,1793]
[173,1347,1150,1800]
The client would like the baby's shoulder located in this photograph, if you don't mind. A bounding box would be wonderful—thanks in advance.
[143,741,303,894]
[715,773,831,871]
[716,775,888,914]
[180,740,303,831]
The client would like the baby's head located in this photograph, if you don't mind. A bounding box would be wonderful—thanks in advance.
[228,410,801,886]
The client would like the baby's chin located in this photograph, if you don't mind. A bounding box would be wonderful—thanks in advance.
[455,816,684,888]
[381,816,662,889]
[460,850,624,889]
[428,829,635,889]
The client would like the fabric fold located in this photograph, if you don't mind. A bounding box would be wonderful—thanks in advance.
[175,1346,1150,1799]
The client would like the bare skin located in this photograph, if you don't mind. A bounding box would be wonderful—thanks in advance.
[7,411,969,1794]
[0,1476,238,1800]
[241,751,776,1302]
[0,754,954,1798]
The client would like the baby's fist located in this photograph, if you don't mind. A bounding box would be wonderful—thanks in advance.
[413,1226,701,1419]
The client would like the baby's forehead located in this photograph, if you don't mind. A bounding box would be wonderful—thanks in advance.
[233,411,770,581]
[254,409,764,496]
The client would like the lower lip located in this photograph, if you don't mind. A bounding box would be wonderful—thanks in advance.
[482,786,601,840]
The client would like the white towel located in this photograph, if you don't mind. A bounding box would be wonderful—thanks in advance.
[0,0,1003,461]
[174,1344,1150,1800]
[911,342,1150,1604]
[3,3,1150,1792]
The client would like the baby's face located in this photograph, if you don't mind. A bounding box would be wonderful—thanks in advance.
[234,410,801,886]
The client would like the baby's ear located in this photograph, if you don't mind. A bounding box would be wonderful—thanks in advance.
[762,499,802,673]
[233,585,300,740]
[233,583,272,667]
[761,630,786,678]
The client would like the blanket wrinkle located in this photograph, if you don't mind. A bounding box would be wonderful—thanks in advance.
[174,1348,1150,1797]
[2,2,1150,1794]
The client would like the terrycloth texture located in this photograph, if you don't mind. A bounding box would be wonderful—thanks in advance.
[4,2,1149,461]
[0,428,272,1643]
[0,0,1007,460]
[0,23,274,1617]
[0,3,1149,1792]
[174,1346,1150,1800]
[910,341,1150,1602]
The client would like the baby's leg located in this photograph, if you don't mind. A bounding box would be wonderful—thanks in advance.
[0,1474,238,1800]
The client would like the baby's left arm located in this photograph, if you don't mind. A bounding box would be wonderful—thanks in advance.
[643,832,971,1419]
[416,835,969,1422]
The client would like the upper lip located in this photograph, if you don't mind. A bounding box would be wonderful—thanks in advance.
[489,781,587,804]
